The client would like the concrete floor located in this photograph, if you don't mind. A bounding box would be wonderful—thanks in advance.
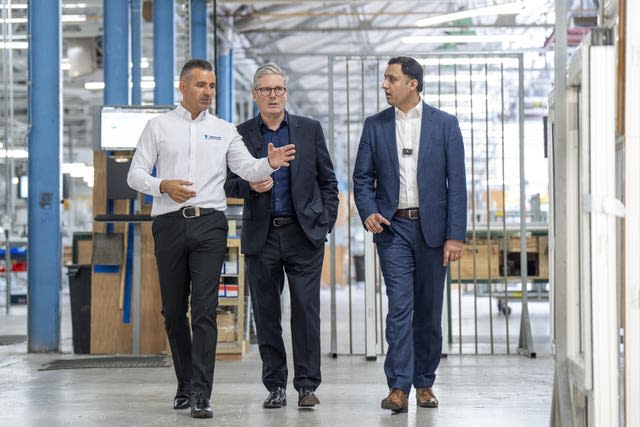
[0,288,553,427]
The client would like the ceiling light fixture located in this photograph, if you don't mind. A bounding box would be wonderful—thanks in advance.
[415,1,528,27]
[0,41,28,49]
[0,4,27,9]
[0,149,28,159]
[84,81,180,90]
[419,57,519,66]
[61,14,86,22]
[402,34,526,44]
[0,17,27,24]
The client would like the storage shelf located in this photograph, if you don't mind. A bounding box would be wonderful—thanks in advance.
[216,236,245,359]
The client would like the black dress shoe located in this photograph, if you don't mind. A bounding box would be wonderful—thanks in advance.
[173,381,191,410]
[298,389,320,407]
[263,386,287,408]
[191,393,212,418]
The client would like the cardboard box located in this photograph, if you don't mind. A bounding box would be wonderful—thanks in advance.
[507,236,538,253]
[537,236,549,278]
[217,310,236,342]
[449,242,500,280]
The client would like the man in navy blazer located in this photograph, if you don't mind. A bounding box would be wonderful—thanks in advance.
[225,63,338,409]
[353,56,467,412]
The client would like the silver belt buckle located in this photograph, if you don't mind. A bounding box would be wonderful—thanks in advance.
[182,206,200,218]
[408,209,419,219]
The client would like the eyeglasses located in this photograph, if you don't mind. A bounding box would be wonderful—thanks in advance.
[255,86,287,97]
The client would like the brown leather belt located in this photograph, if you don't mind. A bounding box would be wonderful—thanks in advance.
[395,208,420,219]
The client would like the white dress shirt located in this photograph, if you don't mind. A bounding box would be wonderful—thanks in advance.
[395,101,422,209]
[127,104,275,216]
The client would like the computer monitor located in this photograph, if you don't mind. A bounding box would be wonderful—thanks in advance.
[98,105,174,151]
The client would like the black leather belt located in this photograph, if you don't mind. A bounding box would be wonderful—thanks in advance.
[395,208,420,219]
[163,206,218,219]
[271,216,297,228]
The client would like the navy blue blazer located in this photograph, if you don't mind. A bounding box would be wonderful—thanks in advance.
[225,113,339,255]
[353,102,467,247]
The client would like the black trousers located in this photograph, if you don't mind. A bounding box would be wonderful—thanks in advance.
[246,221,324,392]
[152,210,227,398]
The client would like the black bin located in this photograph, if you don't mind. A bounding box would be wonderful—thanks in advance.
[66,264,91,354]
[354,255,365,282]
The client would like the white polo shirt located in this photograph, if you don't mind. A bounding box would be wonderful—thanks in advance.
[127,103,275,216]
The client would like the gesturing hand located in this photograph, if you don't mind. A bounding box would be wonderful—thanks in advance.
[267,143,296,168]
[160,179,196,203]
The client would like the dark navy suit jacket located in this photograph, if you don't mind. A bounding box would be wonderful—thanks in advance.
[353,102,467,247]
[225,113,339,255]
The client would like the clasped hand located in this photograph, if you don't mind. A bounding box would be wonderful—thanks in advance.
[160,179,196,203]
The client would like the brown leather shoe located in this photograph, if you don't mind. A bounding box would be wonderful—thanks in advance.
[416,387,438,408]
[381,389,408,413]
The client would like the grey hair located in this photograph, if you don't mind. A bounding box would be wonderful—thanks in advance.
[253,63,288,88]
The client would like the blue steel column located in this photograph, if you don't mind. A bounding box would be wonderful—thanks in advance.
[154,0,175,104]
[104,0,129,105]
[190,0,207,60]
[104,0,129,238]
[131,0,142,104]
[27,0,61,352]
[216,48,233,121]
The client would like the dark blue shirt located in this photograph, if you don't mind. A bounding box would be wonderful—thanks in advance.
[259,112,294,217]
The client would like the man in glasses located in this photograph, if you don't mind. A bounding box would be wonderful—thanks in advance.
[127,59,295,418]
[225,63,338,409]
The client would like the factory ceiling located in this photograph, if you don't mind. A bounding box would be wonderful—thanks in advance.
[0,0,604,166]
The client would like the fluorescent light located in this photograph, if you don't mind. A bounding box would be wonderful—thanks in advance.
[0,149,28,159]
[1,4,86,10]
[84,81,105,90]
[0,4,27,9]
[423,74,498,83]
[419,57,519,66]
[62,15,86,22]
[416,1,527,27]
[129,59,151,69]
[0,17,27,24]
[85,80,181,91]
[402,34,525,44]
[0,41,28,49]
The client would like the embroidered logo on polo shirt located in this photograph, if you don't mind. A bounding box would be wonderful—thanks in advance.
[204,134,222,141]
